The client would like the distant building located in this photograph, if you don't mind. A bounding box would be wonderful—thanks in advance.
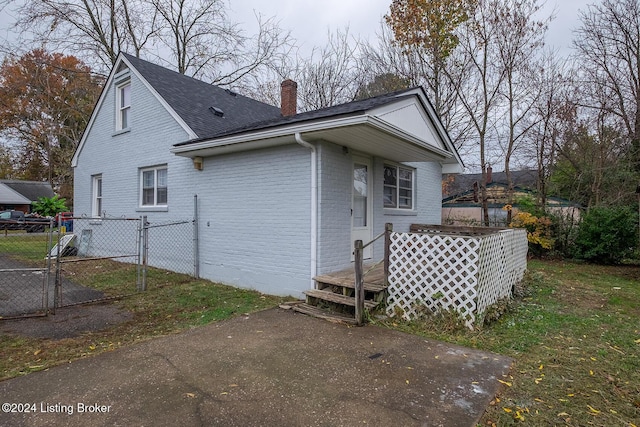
[442,167,581,226]
[0,180,55,213]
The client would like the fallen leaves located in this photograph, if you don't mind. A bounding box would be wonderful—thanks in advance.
[587,405,601,415]
[503,406,529,422]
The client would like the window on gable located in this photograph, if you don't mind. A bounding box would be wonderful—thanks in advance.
[92,175,103,217]
[116,81,131,130]
[383,164,414,209]
[140,166,168,207]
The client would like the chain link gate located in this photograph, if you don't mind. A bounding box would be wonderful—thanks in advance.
[53,217,143,308]
[0,220,55,319]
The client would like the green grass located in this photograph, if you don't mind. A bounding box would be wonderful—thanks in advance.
[375,260,640,426]
[0,234,51,263]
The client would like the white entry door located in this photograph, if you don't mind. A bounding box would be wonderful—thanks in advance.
[352,157,373,260]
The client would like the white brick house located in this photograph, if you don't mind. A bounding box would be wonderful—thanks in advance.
[72,53,463,297]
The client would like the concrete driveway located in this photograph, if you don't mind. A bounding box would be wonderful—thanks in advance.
[0,308,512,426]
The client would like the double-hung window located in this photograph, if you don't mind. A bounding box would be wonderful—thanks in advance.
[116,81,131,130]
[140,166,168,207]
[383,164,414,209]
[92,175,103,217]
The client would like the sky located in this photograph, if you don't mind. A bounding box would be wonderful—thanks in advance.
[227,0,589,57]
[0,0,589,58]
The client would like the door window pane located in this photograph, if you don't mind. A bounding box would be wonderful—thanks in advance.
[353,163,368,227]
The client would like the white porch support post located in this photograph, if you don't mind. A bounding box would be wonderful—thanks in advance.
[295,133,318,289]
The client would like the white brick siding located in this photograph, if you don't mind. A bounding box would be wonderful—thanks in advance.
[317,142,352,274]
[316,141,443,273]
[196,144,312,297]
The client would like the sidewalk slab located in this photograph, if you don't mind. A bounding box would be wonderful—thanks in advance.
[0,308,512,426]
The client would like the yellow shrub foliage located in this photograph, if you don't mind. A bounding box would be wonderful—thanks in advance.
[509,211,554,250]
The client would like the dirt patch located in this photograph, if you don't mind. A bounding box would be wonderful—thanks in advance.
[0,303,133,340]
[604,264,640,281]
[555,280,609,311]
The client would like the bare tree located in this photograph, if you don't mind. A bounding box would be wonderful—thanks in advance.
[574,0,640,172]
[494,0,550,222]
[526,51,570,208]
[216,13,296,86]
[150,0,239,76]
[1,0,158,74]
[1,0,294,83]
[445,0,508,225]
[233,27,363,113]
[295,28,363,111]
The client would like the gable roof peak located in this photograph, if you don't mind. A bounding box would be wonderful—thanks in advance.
[117,52,281,139]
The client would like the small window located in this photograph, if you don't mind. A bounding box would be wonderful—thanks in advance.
[92,175,103,217]
[140,166,168,207]
[383,164,414,209]
[116,81,131,130]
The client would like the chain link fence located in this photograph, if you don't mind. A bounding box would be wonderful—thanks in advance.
[0,221,54,318]
[142,218,197,289]
[1,215,197,318]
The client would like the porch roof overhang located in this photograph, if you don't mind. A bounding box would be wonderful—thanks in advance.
[170,114,456,164]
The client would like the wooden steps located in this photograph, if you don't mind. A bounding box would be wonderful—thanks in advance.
[304,289,379,309]
[287,264,388,325]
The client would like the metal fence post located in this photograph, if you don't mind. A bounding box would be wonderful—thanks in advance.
[44,219,54,315]
[136,217,143,291]
[52,223,63,314]
[139,216,148,291]
[354,239,364,326]
[193,194,200,279]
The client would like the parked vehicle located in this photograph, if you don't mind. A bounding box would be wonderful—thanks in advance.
[0,210,50,233]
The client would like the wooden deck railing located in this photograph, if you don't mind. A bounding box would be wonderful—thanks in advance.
[353,223,393,326]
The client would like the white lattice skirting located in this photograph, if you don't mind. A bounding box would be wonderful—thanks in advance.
[386,228,528,328]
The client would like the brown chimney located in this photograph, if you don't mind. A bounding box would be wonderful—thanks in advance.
[486,165,493,184]
[281,79,297,117]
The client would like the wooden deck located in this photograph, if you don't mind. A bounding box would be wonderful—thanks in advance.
[313,262,386,292]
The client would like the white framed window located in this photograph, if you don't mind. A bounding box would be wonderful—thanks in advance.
[92,175,103,217]
[116,81,131,130]
[140,166,168,207]
[383,163,414,209]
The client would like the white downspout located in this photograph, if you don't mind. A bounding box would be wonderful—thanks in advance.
[295,132,317,289]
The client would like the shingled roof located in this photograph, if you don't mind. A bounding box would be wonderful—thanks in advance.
[0,180,54,202]
[122,53,282,139]
[123,54,435,146]
[175,89,421,146]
